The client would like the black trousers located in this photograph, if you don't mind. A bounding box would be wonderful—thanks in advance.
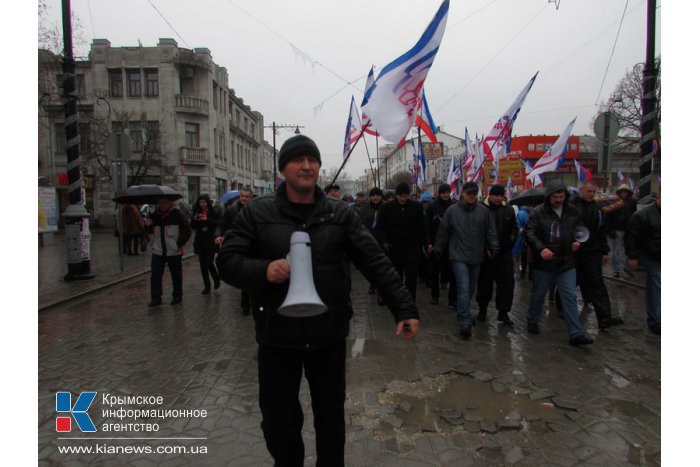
[241,289,252,311]
[150,254,182,299]
[430,252,456,303]
[258,341,346,467]
[576,252,612,321]
[476,253,515,316]
[196,242,219,290]
[388,245,420,300]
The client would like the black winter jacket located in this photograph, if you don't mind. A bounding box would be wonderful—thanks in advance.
[425,198,455,244]
[214,200,244,238]
[624,202,661,262]
[357,200,383,243]
[484,200,517,254]
[526,194,583,272]
[216,183,418,349]
[377,199,427,249]
[606,197,637,231]
[191,203,220,250]
[572,197,609,256]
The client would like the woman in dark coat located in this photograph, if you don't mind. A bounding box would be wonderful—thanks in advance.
[191,194,221,294]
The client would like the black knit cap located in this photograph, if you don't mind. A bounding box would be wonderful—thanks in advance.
[369,187,383,197]
[489,184,506,196]
[462,181,479,193]
[395,182,410,195]
[438,183,451,194]
[278,135,321,171]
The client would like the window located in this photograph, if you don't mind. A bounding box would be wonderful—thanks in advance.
[145,69,159,97]
[127,69,141,97]
[244,117,248,133]
[216,178,227,200]
[130,122,143,152]
[55,123,66,153]
[213,129,219,158]
[185,123,200,147]
[220,132,225,161]
[187,176,200,206]
[212,83,218,110]
[236,110,241,127]
[109,69,123,97]
[145,121,160,152]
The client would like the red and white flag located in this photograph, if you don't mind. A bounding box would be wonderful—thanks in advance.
[447,150,461,198]
[466,132,484,184]
[528,118,577,181]
[482,73,538,162]
[360,67,380,137]
[361,0,449,145]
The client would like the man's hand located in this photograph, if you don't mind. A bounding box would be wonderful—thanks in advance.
[395,319,420,340]
[572,241,581,252]
[627,259,639,269]
[540,248,555,260]
[214,236,224,246]
[266,259,290,284]
[602,255,609,265]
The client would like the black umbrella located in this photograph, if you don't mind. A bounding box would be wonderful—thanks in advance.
[508,187,545,206]
[112,185,182,205]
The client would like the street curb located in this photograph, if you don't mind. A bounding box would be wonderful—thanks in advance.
[38,254,196,313]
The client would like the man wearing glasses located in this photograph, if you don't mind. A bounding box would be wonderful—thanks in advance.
[434,181,498,339]
[525,179,594,346]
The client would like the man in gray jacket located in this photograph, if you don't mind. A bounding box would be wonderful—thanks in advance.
[434,181,498,338]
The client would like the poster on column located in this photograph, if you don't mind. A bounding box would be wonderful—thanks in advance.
[38,187,59,233]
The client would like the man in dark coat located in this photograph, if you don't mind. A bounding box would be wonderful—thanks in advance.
[425,183,456,307]
[525,179,594,346]
[476,184,518,325]
[625,191,661,334]
[606,184,637,278]
[377,182,427,301]
[573,180,624,329]
[216,135,418,466]
[434,181,499,339]
[358,187,384,295]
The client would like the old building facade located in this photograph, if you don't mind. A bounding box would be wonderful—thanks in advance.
[39,39,272,228]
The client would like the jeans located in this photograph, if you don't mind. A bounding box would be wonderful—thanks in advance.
[528,268,583,338]
[258,341,346,467]
[451,261,481,326]
[612,230,627,273]
[150,254,183,299]
[641,255,661,330]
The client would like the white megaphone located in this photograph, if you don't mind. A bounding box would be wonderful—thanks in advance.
[277,231,328,318]
[574,226,590,243]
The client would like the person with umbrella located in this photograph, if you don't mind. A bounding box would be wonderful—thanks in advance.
[144,196,191,307]
[191,194,221,295]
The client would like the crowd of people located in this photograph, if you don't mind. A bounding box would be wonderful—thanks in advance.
[132,134,660,466]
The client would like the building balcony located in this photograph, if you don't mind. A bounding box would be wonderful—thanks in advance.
[174,95,209,116]
[181,147,208,165]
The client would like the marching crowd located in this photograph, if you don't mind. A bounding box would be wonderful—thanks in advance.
[123,134,660,466]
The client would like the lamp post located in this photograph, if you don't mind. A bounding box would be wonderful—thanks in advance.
[264,122,303,190]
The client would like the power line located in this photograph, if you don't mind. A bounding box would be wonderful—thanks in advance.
[85,0,96,38]
[145,0,190,48]
[447,0,500,30]
[595,0,630,105]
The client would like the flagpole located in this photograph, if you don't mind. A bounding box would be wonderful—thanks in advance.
[360,134,376,190]
[330,120,373,186]
[375,135,380,188]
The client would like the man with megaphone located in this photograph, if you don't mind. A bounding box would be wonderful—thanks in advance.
[525,179,595,346]
[216,134,419,467]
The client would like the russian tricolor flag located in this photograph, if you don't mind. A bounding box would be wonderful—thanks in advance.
[574,159,592,183]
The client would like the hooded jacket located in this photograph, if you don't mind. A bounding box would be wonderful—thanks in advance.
[606,185,637,231]
[525,180,583,272]
[434,198,499,264]
[216,183,418,350]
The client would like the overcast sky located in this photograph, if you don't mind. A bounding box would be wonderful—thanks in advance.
[41,0,661,178]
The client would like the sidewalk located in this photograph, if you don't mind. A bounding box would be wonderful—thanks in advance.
[38,258,659,465]
[38,229,195,311]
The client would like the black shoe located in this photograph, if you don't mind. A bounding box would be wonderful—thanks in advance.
[368,285,375,295]
[147,299,162,307]
[599,317,624,329]
[569,334,594,346]
[170,297,182,305]
[527,323,539,335]
[477,310,486,322]
[377,297,385,306]
[448,300,456,308]
[498,314,514,326]
[459,325,472,339]
[201,288,211,295]
[430,297,439,305]
[214,280,221,290]
[613,272,621,278]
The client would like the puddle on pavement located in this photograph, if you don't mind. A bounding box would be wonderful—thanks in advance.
[377,373,568,436]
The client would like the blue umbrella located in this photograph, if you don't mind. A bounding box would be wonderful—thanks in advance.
[220,190,240,204]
